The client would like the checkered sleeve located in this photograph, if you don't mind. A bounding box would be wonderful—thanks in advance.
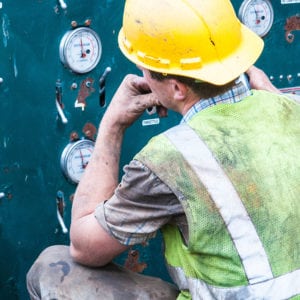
[94,159,184,246]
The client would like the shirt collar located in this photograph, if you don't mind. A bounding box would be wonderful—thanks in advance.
[181,74,252,124]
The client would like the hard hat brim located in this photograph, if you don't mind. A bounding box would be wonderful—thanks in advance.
[118,23,264,86]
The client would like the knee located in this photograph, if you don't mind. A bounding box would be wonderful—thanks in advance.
[27,246,70,281]
[26,245,72,299]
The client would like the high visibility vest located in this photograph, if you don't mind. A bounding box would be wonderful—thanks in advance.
[135,90,300,299]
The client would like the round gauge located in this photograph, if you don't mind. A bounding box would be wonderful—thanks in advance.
[59,27,102,73]
[238,0,274,37]
[60,139,95,184]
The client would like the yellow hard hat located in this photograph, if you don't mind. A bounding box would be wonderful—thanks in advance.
[118,0,264,85]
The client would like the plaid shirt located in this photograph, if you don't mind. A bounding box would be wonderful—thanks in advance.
[181,74,252,123]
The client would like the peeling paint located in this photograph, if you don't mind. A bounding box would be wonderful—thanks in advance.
[2,13,9,47]
[13,54,18,78]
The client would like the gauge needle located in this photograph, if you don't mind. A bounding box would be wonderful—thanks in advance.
[80,38,86,58]
[79,149,87,169]
[253,5,260,24]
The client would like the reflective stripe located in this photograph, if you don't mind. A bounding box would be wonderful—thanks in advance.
[168,265,300,300]
[164,124,273,284]
[166,264,188,291]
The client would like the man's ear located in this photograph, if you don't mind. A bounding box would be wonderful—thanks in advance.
[170,79,189,101]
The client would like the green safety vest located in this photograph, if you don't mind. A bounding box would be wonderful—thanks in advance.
[135,90,300,299]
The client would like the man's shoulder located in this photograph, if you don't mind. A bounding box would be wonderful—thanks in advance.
[134,124,185,164]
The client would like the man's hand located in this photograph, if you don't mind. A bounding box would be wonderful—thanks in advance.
[246,66,280,93]
[102,74,166,129]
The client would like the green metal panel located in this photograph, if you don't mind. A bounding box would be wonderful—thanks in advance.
[0,1,300,299]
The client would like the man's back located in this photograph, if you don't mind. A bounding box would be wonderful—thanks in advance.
[136,90,300,298]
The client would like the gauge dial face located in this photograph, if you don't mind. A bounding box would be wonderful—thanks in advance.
[238,0,274,37]
[60,139,95,184]
[59,27,102,73]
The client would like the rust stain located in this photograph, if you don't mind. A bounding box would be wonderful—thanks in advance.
[285,15,300,43]
[124,249,147,273]
[69,193,74,203]
[69,131,79,142]
[56,196,65,217]
[75,77,95,110]
[82,122,97,141]
[84,19,92,26]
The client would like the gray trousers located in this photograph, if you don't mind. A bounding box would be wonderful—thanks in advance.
[26,245,179,300]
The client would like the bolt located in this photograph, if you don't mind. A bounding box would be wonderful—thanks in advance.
[71,20,78,28]
[71,82,78,89]
[84,19,92,26]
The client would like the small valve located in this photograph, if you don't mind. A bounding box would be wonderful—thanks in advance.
[99,67,111,107]
[55,79,68,124]
[56,190,68,234]
[58,0,67,10]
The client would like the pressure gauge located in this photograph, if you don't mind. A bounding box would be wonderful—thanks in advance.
[59,27,102,73]
[60,139,95,184]
[238,0,274,37]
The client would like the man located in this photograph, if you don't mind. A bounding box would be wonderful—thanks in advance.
[27,0,300,299]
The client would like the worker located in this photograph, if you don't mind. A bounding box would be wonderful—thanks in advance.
[27,0,300,299]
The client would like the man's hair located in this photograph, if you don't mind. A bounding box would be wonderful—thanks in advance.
[149,70,237,99]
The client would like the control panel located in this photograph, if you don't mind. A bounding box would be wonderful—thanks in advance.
[0,1,300,298]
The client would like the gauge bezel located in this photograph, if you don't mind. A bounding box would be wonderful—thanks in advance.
[238,0,274,37]
[59,27,102,74]
[60,139,95,184]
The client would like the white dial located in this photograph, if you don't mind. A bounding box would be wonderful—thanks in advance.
[238,0,274,37]
[60,139,95,184]
[59,27,102,73]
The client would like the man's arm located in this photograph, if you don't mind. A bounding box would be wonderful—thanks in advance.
[70,74,162,267]
[246,65,300,103]
[246,65,280,93]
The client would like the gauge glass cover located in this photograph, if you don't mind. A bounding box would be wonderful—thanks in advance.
[60,139,95,184]
[59,27,102,73]
[238,0,274,37]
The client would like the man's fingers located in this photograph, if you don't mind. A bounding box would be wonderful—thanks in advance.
[138,93,161,109]
[132,76,151,94]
